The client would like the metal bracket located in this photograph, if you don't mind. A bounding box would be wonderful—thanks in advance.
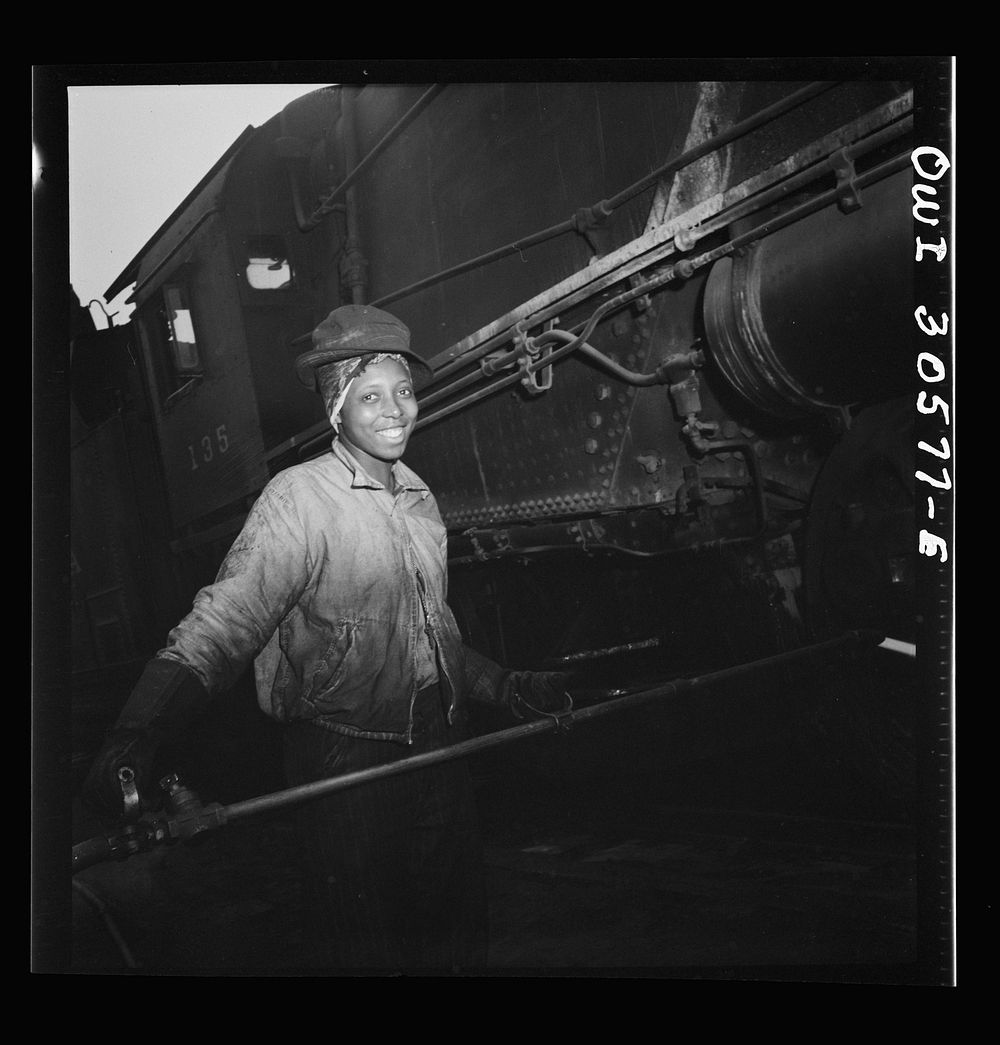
[118,766,141,824]
[628,273,652,312]
[830,148,862,213]
[572,199,613,256]
[514,320,553,395]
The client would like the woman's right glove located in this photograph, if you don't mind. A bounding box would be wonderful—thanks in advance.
[81,657,209,824]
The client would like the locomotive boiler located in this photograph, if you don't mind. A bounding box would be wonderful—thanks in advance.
[69,77,929,802]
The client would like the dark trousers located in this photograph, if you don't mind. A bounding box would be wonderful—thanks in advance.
[282,686,488,973]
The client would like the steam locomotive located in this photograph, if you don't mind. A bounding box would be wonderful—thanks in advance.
[68,75,945,813]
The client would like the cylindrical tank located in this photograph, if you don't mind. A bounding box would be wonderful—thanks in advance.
[703,166,914,419]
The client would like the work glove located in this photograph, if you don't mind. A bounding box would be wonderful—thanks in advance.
[82,657,209,824]
[501,670,574,722]
[462,645,573,722]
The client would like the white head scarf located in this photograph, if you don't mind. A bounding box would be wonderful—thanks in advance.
[321,352,412,431]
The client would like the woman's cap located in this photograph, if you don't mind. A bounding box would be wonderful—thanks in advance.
[295,305,433,391]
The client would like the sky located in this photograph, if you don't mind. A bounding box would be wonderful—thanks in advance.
[66,83,331,328]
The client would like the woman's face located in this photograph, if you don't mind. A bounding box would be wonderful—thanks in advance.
[337,357,418,479]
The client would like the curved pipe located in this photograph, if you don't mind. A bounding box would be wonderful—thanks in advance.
[529,328,676,387]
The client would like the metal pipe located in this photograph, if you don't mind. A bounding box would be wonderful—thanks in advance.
[286,146,345,234]
[342,88,367,305]
[415,358,493,411]
[371,82,838,311]
[545,637,662,666]
[221,630,880,823]
[373,218,579,310]
[542,328,673,386]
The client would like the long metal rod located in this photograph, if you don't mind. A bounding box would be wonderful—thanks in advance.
[223,630,878,823]
[71,630,881,873]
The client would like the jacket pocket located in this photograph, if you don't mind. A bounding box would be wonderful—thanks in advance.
[306,619,357,703]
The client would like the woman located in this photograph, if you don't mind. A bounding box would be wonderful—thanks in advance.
[83,305,570,973]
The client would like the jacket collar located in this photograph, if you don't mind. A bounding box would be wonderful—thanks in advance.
[331,437,429,496]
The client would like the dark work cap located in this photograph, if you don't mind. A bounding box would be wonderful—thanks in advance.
[294,304,433,391]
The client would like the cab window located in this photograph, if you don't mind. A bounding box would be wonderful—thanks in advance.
[139,278,203,402]
[245,236,293,290]
[162,282,201,373]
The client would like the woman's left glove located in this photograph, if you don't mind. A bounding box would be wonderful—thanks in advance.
[502,670,573,721]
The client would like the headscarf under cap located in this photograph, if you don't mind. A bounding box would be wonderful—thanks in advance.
[319,352,413,430]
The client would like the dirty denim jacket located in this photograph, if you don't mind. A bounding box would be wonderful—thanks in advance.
[159,439,498,743]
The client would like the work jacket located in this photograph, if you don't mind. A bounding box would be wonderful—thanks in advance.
[159,439,498,743]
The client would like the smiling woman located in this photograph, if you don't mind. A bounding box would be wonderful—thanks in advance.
[337,357,419,485]
[303,305,434,484]
[81,301,575,972]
